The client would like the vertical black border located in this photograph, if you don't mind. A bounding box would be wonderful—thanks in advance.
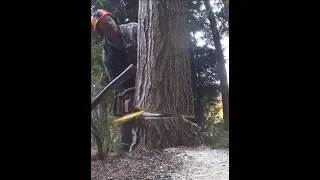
[47,1,92,178]
[229,0,305,179]
[7,0,92,179]
[230,0,270,179]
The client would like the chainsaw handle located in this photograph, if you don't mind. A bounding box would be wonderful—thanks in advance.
[120,87,135,96]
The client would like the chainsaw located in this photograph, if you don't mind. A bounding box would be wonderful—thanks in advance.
[112,106,195,127]
[91,64,195,127]
[91,64,136,111]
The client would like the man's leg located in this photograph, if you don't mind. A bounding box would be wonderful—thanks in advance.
[120,121,133,152]
[119,96,134,152]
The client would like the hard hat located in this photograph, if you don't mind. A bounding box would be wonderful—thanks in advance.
[91,9,112,30]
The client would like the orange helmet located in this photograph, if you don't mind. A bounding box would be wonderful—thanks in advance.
[91,9,112,30]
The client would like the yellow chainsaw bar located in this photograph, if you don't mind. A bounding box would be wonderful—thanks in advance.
[112,106,195,127]
[135,106,195,118]
[112,110,145,127]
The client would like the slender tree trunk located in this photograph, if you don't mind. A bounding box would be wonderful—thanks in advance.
[194,100,205,128]
[203,0,229,130]
[131,0,203,151]
[194,49,206,129]
[98,102,110,157]
[191,56,205,128]
[91,78,110,160]
[93,133,104,160]
[95,82,111,157]
[191,45,203,126]
[91,135,96,148]
[192,70,203,126]
[91,113,104,161]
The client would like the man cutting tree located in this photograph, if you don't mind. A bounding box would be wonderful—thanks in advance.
[91,9,138,152]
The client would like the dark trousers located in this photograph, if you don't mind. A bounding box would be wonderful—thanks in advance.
[120,121,133,151]
[118,91,135,152]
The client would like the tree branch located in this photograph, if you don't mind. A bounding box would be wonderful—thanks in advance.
[98,115,111,134]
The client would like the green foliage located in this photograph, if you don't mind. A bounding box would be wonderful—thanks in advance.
[110,130,121,152]
[202,96,227,148]
[191,46,220,114]
[206,95,222,119]
[91,38,115,157]
[91,41,104,79]
[186,0,223,116]
[213,128,229,148]
[202,122,229,149]
[97,0,103,6]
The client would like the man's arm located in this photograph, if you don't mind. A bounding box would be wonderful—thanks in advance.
[121,22,138,65]
[102,48,115,82]
[130,22,138,45]
[120,22,138,49]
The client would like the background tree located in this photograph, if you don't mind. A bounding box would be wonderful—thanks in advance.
[203,0,229,130]
[186,0,221,128]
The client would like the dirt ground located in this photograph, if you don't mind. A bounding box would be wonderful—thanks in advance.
[91,146,229,180]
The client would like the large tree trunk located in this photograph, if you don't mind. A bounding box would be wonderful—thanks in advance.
[131,0,203,151]
[203,0,229,130]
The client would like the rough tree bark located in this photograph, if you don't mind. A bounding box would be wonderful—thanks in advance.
[131,0,203,151]
[203,0,229,130]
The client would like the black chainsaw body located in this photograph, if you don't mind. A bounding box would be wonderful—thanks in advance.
[113,87,135,117]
